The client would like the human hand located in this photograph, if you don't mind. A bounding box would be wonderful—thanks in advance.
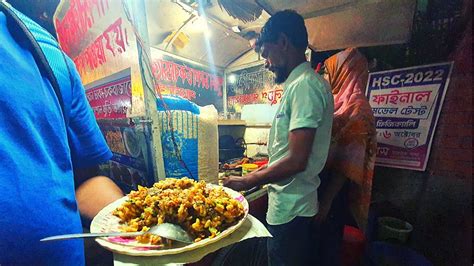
[222,175,251,191]
[314,201,331,223]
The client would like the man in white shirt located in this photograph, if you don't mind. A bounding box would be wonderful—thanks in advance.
[224,9,334,266]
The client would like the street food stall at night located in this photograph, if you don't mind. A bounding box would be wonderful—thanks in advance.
[53,0,416,191]
[51,0,471,265]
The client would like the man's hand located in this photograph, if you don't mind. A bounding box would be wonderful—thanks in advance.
[314,200,331,223]
[223,128,316,192]
[223,175,251,191]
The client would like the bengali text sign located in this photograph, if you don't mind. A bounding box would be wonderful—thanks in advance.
[366,62,453,171]
[151,50,224,111]
[86,70,132,119]
[226,64,283,113]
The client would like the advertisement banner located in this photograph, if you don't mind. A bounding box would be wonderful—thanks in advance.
[366,62,453,171]
[54,0,146,116]
[151,49,224,112]
[85,69,132,120]
[226,64,282,113]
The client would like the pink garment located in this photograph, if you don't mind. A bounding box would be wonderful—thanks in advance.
[324,48,377,231]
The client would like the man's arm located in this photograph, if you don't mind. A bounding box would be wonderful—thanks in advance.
[223,128,316,191]
[75,166,123,220]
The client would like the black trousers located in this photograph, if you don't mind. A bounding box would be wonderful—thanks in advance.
[267,216,314,266]
[312,169,353,266]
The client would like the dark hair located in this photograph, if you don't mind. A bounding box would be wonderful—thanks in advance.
[7,0,60,37]
[255,10,308,52]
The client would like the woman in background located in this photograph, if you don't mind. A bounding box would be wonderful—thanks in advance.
[313,48,377,265]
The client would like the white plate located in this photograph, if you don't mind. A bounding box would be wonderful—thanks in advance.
[90,184,249,256]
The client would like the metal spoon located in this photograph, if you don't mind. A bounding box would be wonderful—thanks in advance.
[40,223,194,244]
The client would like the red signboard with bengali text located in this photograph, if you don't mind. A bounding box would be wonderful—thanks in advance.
[85,70,131,120]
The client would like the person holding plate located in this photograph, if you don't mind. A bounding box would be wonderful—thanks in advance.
[0,1,123,265]
[223,10,334,266]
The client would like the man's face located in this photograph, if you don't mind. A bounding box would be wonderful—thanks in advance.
[260,41,288,84]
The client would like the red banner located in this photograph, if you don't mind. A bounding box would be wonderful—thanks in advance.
[86,76,131,119]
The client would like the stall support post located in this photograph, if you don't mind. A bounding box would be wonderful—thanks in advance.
[123,0,166,181]
[223,71,228,117]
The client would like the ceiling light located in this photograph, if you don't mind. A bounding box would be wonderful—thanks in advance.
[228,74,237,84]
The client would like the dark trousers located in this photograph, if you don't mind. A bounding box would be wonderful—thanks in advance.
[312,169,353,266]
[312,216,345,266]
[267,216,314,266]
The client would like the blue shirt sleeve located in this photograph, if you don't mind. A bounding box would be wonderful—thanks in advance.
[65,56,112,168]
[10,5,111,168]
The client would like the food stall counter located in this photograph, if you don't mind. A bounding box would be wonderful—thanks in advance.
[112,214,271,265]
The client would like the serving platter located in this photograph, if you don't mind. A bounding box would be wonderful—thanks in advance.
[90,185,248,256]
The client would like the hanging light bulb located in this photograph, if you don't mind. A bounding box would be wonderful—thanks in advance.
[228,74,237,84]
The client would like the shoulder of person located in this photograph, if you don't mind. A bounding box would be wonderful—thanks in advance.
[291,69,330,95]
[12,7,59,49]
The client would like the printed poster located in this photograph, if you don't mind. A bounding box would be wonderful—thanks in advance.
[85,68,132,120]
[54,0,146,116]
[150,49,224,112]
[366,62,453,171]
[226,64,283,113]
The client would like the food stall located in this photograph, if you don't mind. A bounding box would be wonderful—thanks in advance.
[53,0,417,264]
